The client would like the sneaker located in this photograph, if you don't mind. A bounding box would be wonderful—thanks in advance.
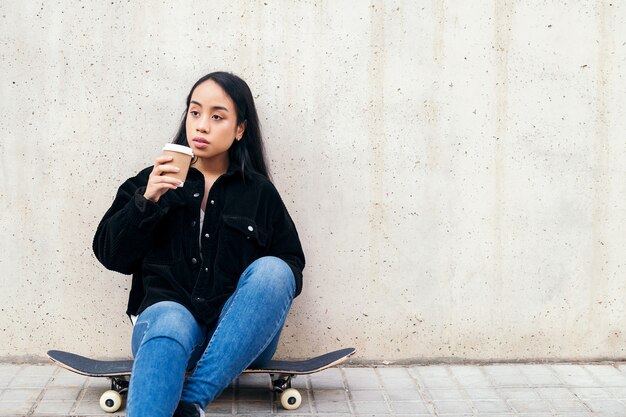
[173,400,205,417]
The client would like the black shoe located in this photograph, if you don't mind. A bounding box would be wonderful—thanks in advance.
[173,400,206,417]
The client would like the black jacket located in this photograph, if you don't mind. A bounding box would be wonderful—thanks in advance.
[92,163,305,326]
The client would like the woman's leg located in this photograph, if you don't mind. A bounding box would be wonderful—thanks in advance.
[127,301,206,417]
[179,256,296,410]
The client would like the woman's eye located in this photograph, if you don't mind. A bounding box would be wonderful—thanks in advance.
[212,114,223,120]
[190,110,200,117]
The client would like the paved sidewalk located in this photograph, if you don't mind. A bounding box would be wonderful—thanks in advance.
[2,362,626,416]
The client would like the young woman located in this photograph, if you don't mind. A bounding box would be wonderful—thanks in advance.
[93,72,305,417]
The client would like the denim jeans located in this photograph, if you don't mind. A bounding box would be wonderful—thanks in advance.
[126,256,296,417]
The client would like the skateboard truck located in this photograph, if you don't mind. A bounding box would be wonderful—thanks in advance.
[271,373,302,410]
[99,377,129,413]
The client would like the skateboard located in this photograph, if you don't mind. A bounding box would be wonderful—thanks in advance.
[47,347,355,413]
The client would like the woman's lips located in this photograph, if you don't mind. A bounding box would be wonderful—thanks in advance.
[192,137,209,149]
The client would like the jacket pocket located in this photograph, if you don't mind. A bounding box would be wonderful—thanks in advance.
[221,215,268,246]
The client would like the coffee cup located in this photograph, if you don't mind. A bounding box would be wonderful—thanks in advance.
[162,144,194,186]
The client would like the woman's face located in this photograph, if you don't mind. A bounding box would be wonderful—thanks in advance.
[185,79,245,164]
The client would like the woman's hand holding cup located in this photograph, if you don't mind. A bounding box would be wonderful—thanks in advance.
[143,155,184,203]
[144,144,194,203]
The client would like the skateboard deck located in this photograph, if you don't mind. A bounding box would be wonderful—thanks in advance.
[47,347,355,412]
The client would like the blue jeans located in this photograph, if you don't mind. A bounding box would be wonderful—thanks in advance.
[126,256,296,417]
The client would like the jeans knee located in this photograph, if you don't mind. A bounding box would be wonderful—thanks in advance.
[133,301,203,357]
[247,256,295,296]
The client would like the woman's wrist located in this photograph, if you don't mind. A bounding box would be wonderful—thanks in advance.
[143,190,159,203]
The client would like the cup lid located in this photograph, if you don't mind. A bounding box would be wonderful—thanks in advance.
[163,143,194,157]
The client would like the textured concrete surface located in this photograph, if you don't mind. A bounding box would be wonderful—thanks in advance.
[3,362,626,416]
[1,2,626,362]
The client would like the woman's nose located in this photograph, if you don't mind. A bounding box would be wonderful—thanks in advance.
[197,116,210,133]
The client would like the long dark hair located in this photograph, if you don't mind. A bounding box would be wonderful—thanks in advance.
[172,71,270,179]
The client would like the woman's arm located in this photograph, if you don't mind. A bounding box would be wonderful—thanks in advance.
[93,156,184,274]
[92,168,169,274]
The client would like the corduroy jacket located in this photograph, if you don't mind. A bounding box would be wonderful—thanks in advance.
[92,163,305,326]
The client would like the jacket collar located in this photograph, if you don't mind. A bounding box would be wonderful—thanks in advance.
[187,162,244,182]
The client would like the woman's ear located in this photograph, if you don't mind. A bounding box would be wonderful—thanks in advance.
[236,120,247,140]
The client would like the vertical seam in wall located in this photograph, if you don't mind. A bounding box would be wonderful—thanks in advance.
[493,0,514,322]
[367,1,387,301]
[589,0,613,334]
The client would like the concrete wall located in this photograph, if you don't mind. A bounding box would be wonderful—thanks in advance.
[1,1,625,362]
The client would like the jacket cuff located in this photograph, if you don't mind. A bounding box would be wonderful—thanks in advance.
[128,188,168,228]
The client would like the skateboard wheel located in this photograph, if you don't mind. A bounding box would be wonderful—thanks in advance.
[280,388,302,410]
[100,390,122,413]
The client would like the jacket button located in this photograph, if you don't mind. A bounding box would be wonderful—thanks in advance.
[191,221,196,227]
[204,233,210,238]
[248,226,254,231]
[210,200,215,205]
[204,267,209,272]
[191,258,197,264]
[193,192,200,197]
